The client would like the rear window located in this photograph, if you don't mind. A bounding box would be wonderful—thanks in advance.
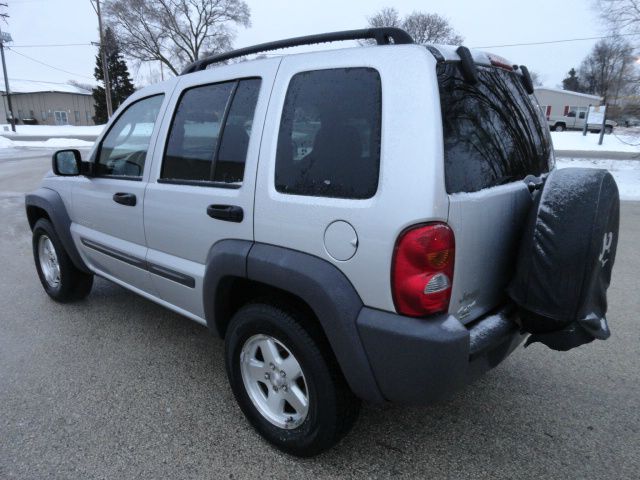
[437,63,552,194]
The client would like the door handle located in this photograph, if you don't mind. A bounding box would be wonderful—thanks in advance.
[207,204,244,223]
[113,192,137,206]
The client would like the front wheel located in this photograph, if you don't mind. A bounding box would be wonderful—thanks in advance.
[605,125,613,134]
[225,303,360,457]
[32,218,93,302]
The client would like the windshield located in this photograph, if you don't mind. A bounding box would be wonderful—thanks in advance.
[437,63,553,194]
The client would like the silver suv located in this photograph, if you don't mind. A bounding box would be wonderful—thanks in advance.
[26,28,554,456]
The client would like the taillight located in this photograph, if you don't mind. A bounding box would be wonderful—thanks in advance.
[391,223,455,317]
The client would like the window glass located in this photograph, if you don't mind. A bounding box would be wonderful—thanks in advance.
[162,82,234,182]
[213,79,261,184]
[275,68,382,199]
[438,63,552,194]
[97,94,164,178]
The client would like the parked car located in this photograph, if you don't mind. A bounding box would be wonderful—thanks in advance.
[25,28,615,457]
[548,110,616,133]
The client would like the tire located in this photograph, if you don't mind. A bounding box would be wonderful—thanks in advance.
[605,125,613,134]
[32,218,93,302]
[554,124,565,132]
[225,302,360,457]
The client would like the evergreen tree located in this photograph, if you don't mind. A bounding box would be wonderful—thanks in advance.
[562,68,581,92]
[93,28,135,124]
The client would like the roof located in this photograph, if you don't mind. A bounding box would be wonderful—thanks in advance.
[535,87,601,101]
[0,79,92,95]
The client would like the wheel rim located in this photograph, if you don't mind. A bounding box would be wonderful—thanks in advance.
[38,235,61,289]
[240,334,309,429]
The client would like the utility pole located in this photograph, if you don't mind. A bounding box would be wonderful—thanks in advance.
[91,0,113,118]
[0,3,14,132]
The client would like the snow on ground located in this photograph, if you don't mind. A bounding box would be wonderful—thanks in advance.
[0,136,93,148]
[0,124,105,136]
[551,128,640,154]
[556,157,640,201]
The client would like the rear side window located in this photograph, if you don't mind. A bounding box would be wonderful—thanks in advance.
[162,78,261,184]
[438,63,552,194]
[275,68,382,199]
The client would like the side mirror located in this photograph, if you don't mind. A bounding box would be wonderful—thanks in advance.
[52,149,82,176]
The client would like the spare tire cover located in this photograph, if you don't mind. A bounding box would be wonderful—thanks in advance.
[508,168,620,351]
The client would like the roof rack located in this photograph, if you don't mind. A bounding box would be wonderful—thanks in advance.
[181,27,414,75]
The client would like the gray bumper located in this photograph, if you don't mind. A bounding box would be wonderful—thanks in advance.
[356,304,525,404]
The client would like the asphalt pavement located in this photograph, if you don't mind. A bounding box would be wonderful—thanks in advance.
[1,150,639,479]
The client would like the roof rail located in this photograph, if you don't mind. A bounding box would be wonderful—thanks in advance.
[181,27,414,75]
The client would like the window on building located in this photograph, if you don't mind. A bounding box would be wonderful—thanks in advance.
[54,111,69,125]
[275,68,382,199]
[74,111,80,123]
[86,111,90,124]
[96,94,164,178]
[41,111,47,121]
[162,78,261,185]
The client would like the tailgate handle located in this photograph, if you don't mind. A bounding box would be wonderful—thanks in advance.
[207,204,244,223]
[523,174,545,193]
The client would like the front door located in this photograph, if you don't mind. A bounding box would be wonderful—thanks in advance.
[71,93,167,295]
[143,59,279,321]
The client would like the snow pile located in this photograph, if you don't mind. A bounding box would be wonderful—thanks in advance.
[0,124,105,136]
[555,158,640,201]
[551,129,640,154]
[0,137,94,148]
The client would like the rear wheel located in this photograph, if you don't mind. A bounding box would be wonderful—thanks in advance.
[32,218,93,302]
[554,124,565,132]
[605,125,613,134]
[225,303,360,457]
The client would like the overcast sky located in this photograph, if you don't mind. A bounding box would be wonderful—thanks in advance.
[2,0,611,88]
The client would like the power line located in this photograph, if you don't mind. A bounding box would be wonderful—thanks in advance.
[5,47,94,80]
[9,43,94,48]
[475,32,640,49]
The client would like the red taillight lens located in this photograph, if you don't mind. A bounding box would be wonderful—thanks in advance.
[391,223,455,317]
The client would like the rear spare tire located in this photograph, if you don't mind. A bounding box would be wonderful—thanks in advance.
[508,168,620,351]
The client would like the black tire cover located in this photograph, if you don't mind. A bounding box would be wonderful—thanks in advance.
[508,168,620,351]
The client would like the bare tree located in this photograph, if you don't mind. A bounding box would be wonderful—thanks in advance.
[595,0,640,36]
[366,7,464,44]
[104,0,250,76]
[529,70,544,87]
[367,7,402,29]
[402,12,463,44]
[578,37,638,103]
[67,80,94,92]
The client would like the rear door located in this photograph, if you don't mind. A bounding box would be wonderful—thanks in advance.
[437,62,554,324]
[142,59,279,321]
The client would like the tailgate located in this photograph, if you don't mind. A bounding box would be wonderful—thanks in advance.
[436,60,553,324]
[447,183,532,324]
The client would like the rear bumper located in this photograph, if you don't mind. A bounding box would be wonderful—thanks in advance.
[356,304,524,404]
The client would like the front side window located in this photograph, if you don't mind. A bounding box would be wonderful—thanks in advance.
[162,78,261,184]
[275,68,382,199]
[96,94,164,178]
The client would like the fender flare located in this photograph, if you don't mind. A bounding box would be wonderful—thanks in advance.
[25,187,90,273]
[203,240,385,403]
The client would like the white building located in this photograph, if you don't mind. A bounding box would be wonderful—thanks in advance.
[535,87,602,120]
[0,79,96,126]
